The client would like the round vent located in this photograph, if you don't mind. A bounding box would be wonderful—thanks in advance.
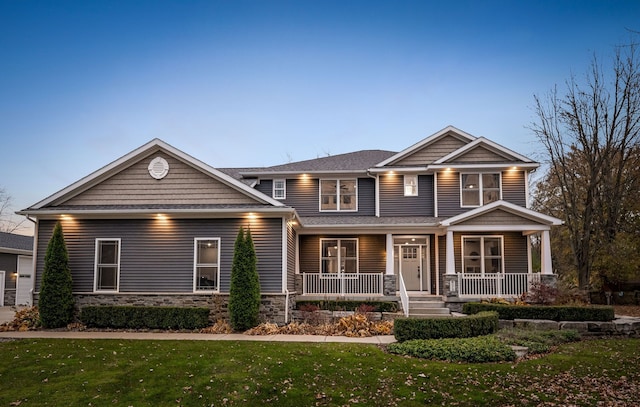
[148,156,169,179]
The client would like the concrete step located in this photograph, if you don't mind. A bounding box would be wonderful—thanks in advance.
[408,301,446,309]
[408,307,451,316]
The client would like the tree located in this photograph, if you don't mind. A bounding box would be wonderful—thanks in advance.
[0,187,27,233]
[39,222,75,328]
[228,227,261,331]
[530,38,640,292]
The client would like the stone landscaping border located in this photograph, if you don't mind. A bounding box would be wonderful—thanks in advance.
[499,316,640,337]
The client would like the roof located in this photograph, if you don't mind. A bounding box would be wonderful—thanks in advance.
[0,231,33,253]
[238,150,397,176]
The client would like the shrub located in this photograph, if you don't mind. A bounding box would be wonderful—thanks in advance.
[526,281,558,305]
[497,328,581,355]
[229,227,261,331]
[394,311,498,342]
[80,306,210,330]
[39,222,75,328]
[463,302,615,321]
[388,335,516,363]
[295,300,398,313]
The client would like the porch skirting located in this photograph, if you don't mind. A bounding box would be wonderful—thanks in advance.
[34,292,297,326]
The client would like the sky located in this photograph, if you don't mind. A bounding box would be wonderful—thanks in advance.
[1,0,639,234]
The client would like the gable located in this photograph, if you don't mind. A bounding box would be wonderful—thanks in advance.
[389,133,469,166]
[455,208,542,227]
[447,145,517,164]
[61,151,262,206]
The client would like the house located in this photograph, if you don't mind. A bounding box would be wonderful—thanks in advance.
[18,126,562,322]
[0,231,34,307]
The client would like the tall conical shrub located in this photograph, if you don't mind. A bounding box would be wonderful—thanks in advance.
[229,227,261,331]
[39,221,75,328]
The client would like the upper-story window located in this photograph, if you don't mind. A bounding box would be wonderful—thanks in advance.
[461,173,501,207]
[320,179,357,211]
[273,179,286,199]
[404,175,418,196]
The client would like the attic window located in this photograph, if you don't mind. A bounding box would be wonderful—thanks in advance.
[148,157,169,180]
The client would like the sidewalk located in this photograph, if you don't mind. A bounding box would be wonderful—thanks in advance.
[0,330,396,344]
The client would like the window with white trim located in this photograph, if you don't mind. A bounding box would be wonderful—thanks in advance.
[194,238,220,291]
[461,173,501,206]
[94,239,120,291]
[462,236,503,274]
[273,179,286,199]
[320,179,357,211]
[404,175,418,196]
[320,238,358,274]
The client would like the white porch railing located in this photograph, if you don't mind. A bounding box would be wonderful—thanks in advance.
[398,273,409,317]
[458,272,541,298]
[302,273,384,296]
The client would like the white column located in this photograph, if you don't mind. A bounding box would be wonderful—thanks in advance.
[446,230,455,275]
[385,234,394,275]
[541,230,553,275]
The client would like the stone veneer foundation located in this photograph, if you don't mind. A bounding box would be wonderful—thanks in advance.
[34,293,297,326]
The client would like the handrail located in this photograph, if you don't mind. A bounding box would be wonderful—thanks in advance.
[398,272,409,317]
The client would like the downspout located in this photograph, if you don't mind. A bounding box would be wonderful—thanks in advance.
[284,289,290,324]
[366,171,380,217]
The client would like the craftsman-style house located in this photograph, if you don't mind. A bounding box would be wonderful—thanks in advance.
[19,126,562,321]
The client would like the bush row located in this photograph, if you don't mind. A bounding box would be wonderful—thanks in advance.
[80,306,210,330]
[394,311,498,342]
[462,302,615,321]
[388,335,516,363]
[295,300,398,313]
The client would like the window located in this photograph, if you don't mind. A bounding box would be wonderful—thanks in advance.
[194,238,220,291]
[273,179,286,199]
[94,239,120,291]
[404,175,418,196]
[320,179,357,211]
[462,236,503,274]
[320,239,358,274]
[461,173,501,206]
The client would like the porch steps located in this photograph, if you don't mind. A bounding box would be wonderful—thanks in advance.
[406,294,451,318]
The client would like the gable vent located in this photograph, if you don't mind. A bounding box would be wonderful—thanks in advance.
[148,156,169,180]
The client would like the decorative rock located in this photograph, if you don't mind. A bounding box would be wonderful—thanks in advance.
[511,345,529,358]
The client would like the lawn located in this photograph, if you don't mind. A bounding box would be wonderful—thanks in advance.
[0,338,638,406]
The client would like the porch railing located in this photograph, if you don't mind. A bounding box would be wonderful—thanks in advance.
[398,273,409,317]
[458,272,541,298]
[302,273,384,296]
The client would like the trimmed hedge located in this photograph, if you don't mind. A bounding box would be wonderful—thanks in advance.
[462,302,615,321]
[394,311,498,342]
[388,335,517,363]
[295,300,398,313]
[80,306,210,330]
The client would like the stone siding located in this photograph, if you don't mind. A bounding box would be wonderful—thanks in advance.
[3,289,16,307]
[35,293,295,325]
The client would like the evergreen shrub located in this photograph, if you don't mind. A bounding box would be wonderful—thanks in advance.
[394,311,498,342]
[80,306,210,330]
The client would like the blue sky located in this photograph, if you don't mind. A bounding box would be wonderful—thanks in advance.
[1,0,639,233]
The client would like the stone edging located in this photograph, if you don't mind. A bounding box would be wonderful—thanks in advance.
[499,316,640,337]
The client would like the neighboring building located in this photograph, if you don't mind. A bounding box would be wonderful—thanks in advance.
[18,126,562,321]
[0,231,34,306]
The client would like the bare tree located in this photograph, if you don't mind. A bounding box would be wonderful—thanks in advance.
[530,39,640,292]
[0,187,27,233]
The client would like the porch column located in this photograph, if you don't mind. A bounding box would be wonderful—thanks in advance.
[385,234,394,275]
[446,230,455,274]
[541,229,553,275]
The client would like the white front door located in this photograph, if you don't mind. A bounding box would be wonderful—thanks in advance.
[15,256,33,306]
[395,237,431,293]
[400,245,421,290]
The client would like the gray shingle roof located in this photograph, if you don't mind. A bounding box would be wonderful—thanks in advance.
[0,231,34,252]
[222,150,397,177]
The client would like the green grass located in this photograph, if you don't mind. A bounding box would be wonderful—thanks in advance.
[0,338,638,406]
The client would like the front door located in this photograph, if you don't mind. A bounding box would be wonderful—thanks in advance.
[400,246,421,290]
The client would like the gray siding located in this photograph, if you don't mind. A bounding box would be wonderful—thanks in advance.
[392,134,468,166]
[287,223,296,291]
[451,146,515,163]
[379,174,434,216]
[298,234,385,273]
[64,152,259,206]
[257,177,375,217]
[502,170,527,206]
[35,217,284,294]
